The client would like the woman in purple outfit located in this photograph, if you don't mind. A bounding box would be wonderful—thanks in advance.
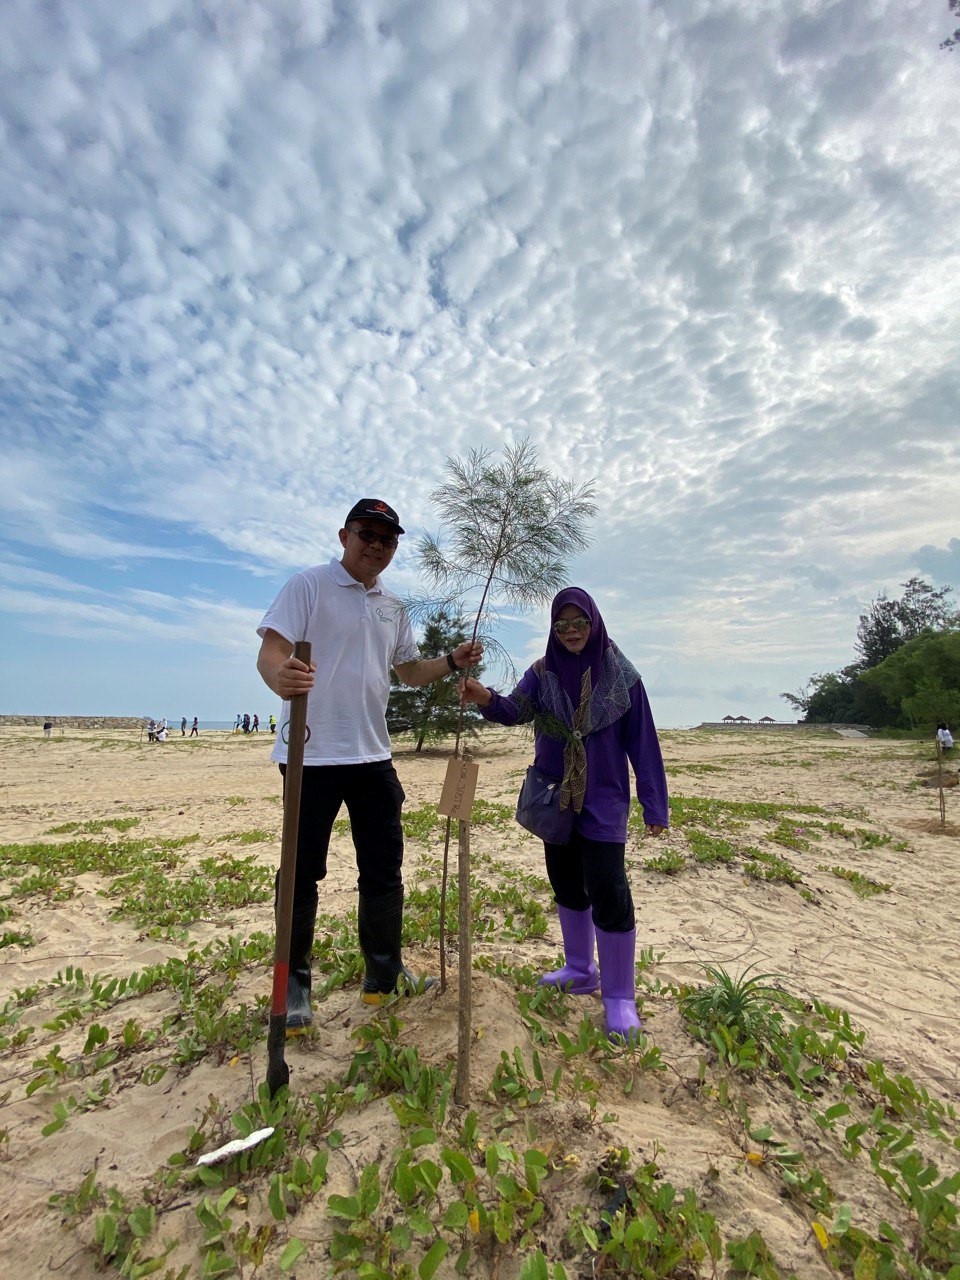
[459,587,668,1039]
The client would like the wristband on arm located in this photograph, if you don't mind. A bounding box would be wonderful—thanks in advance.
[446,653,458,673]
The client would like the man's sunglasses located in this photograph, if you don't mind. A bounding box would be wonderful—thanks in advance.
[350,527,399,550]
[553,616,590,635]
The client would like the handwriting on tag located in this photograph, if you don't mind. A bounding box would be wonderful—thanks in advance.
[438,757,480,819]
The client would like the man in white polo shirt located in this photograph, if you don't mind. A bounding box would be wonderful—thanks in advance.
[257,498,483,1028]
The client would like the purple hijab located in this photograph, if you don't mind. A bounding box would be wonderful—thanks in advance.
[545,588,611,710]
[539,587,641,738]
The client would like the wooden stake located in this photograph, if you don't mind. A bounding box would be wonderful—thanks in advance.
[454,816,472,1106]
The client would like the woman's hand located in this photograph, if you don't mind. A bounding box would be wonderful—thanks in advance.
[458,676,493,708]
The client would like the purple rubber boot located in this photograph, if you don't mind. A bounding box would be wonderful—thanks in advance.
[595,926,642,1040]
[539,905,600,994]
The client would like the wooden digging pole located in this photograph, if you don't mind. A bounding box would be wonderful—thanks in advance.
[266,640,311,1098]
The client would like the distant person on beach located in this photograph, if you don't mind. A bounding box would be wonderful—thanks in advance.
[937,723,954,751]
[459,587,668,1041]
[256,497,483,1028]
[242,713,251,734]
[234,714,242,733]
[252,714,260,732]
[180,716,187,736]
[190,717,199,737]
[269,714,276,734]
[156,724,167,742]
[147,718,157,743]
[43,720,53,739]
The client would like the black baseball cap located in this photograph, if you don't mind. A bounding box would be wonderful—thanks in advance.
[344,499,405,535]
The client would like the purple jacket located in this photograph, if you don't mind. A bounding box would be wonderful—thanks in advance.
[481,664,669,842]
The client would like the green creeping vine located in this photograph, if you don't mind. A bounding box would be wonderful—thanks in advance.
[630,795,904,903]
[42,966,731,1280]
[7,773,955,1280]
[46,817,142,835]
[41,956,960,1280]
[680,964,960,1278]
[818,864,892,897]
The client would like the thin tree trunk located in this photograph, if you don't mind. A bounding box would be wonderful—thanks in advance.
[454,816,472,1105]
[438,535,504,994]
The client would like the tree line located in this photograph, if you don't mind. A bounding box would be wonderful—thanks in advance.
[781,577,960,730]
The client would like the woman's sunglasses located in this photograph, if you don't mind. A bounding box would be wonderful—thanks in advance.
[553,616,590,635]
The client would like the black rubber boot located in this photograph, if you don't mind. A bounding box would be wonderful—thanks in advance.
[276,877,317,1030]
[357,888,436,1006]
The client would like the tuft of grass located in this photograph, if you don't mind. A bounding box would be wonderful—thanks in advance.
[664,762,725,775]
[401,803,442,842]
[743,848,803,886]
[768,821,813,852]
[46,818,141,835]
[680,963,789,1053]
[1,927,34,949]
[0,836,195,878]
[818,865,892,898]
[645,796,867,845]
[643,848,686,875]
[404,876,548,943]
[469,798,515,826]
[8,869,77,900]
[804,821,894,849]
[686,830,737,864]
[107,853,273,930]
[221,829,276,845]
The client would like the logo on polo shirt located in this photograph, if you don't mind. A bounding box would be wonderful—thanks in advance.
[280,722,313,745]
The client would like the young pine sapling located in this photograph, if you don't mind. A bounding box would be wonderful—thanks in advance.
[417,439,595,1102]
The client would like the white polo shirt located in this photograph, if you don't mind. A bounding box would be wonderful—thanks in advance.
[258,558,419,766]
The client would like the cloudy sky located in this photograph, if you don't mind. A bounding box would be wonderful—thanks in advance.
[2,0,958,729]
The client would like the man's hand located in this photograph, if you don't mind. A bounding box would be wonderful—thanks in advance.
[276,653,316,699]
[451,640,484,669]
[645,824,667,837]
[257,629,316,698]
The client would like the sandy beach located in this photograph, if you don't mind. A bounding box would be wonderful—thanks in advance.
[1,724,958,1278]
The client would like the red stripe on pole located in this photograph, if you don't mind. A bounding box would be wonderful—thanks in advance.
[271,962,289,1012]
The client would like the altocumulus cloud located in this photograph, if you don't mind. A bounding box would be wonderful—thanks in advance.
[0,0,958,724]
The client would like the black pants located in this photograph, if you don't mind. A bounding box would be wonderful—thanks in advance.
[543,831,635,933]
[280,760,406,900]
